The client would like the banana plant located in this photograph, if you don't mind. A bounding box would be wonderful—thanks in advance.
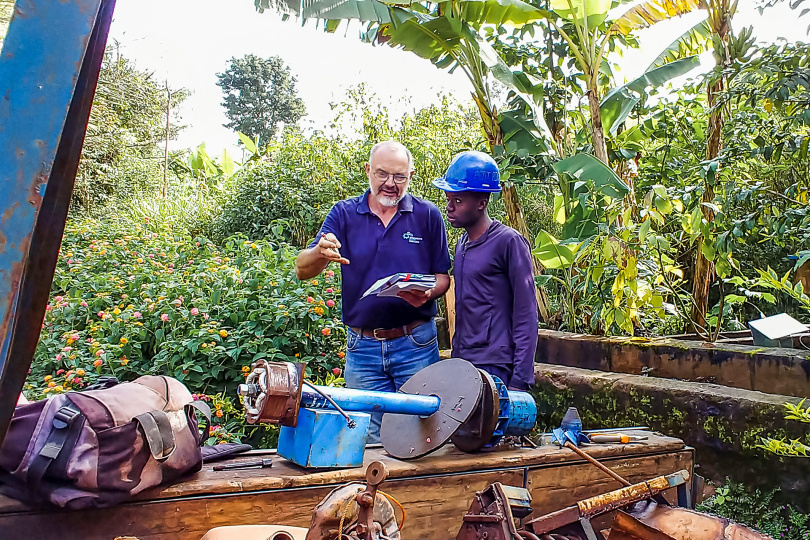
[547,0,706,167]
[254,0,557,319]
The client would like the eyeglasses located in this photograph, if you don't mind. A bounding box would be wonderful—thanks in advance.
[372,169,409,184]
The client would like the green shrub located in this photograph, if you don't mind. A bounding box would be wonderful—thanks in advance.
[29,219,346,442]
[697,479,810,540]
[213,130,366,246]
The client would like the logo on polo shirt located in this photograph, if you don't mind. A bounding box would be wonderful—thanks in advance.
[402,231,423,244]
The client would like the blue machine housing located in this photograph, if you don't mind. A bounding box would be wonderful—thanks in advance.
[487,376,538,447]
[278,408,370,468]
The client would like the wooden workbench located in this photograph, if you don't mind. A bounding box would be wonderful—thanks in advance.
[0,431,692,540]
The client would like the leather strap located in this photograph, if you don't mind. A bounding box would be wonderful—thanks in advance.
[135,410,175,461]
[351,319,428,340]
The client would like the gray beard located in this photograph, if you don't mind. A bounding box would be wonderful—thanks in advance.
[370,183,406,207]
[375,193,402,207]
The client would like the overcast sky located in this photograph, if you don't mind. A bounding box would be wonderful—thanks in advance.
[107,0,808,154]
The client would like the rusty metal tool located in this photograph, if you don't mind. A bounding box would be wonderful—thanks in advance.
[213,458,273,471]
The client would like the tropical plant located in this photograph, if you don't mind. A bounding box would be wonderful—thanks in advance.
[216,54,306,146]
[759,399,810,458]
[532,154,672,334]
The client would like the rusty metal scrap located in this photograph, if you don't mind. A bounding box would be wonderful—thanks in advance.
[527,471,690,535]
[621,501,771,540]
[305,461,399,540]
[456,482,534,540]
[577,473,682,518]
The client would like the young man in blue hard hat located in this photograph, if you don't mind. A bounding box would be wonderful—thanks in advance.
[433,151,538,391]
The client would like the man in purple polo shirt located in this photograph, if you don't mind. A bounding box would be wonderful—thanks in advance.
[433,151,538,391]
[295,140,451,442]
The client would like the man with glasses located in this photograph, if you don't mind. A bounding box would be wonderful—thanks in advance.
[295,140,451,442]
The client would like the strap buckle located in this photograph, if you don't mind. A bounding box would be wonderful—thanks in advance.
[52,406,81,430]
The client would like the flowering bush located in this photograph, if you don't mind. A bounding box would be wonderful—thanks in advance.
[28,220,346,443]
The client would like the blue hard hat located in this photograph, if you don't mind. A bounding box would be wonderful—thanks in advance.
[433,151,501,193]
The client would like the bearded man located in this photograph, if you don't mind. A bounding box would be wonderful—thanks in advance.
[295,140,451,442]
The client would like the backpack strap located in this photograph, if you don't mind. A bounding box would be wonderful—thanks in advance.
[134,410,176,461]
[25,402,84,500]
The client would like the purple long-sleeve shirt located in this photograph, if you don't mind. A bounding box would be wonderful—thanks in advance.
[452,221,538,389]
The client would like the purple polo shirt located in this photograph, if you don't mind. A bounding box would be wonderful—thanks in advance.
[310,190,450,329]
[452,221,538,389]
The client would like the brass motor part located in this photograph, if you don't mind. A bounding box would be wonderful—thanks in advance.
[238,360,304,426]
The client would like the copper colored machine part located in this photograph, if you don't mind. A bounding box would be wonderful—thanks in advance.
[238,360,304,426]
[355,461,390,540]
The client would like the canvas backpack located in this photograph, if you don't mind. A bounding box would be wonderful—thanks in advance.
[0,375,210,509]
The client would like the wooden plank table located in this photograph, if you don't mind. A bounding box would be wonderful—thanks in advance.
[0,431,692,540]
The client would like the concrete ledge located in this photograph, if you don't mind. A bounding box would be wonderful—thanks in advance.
[533,362,810,508]
[535,329,810,397]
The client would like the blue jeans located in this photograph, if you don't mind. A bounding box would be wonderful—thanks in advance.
[344,320,440,443]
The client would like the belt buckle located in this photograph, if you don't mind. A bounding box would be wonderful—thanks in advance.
[372,328,386,341]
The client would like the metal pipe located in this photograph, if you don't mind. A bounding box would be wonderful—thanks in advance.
[301,386,441,416]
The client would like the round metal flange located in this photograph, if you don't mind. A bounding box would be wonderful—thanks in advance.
[451,369,500,452]
[380,358,483,459]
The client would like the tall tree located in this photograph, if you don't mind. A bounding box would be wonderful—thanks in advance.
[689,0,739,330]
[216,54,306,145]
[76,46,188,212]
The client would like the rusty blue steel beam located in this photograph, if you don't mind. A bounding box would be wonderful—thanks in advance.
[0,0,116,447]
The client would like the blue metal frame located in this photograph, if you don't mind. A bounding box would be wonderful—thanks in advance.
[0,0,115,446]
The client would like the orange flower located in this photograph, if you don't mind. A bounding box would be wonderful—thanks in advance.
[321,328,331,336]
[215,409,223,418]
[338,351,346,359]
[93,359,103,367]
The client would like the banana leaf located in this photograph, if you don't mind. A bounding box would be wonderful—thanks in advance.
[611,0,705,35]
[645,18,712,69]
[532,230,578,269]
[600,55,700,135]
[553,153,630,199]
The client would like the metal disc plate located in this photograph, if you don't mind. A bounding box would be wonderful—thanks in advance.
[381,358,483,459]
[451,370,500,452]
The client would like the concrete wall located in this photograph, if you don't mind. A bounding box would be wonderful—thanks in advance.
[535,329,810,398]
[532,363,810,510]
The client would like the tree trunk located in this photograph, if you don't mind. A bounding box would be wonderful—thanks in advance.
[690,23,728,333]
[586,87,609,166]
